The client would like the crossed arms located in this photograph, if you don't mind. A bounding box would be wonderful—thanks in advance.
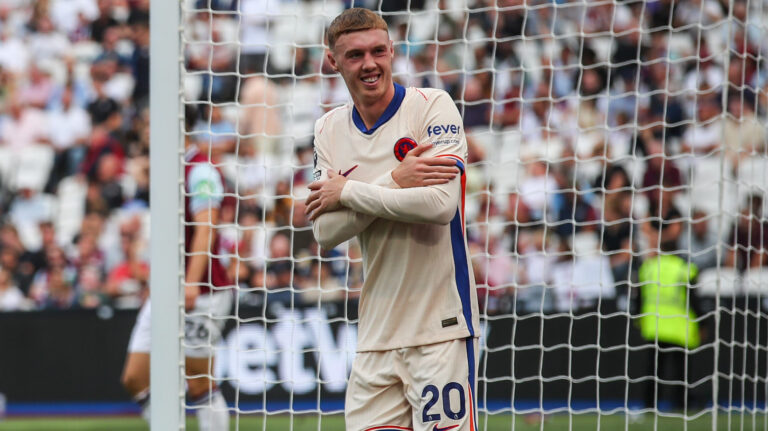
[306,143,462,249]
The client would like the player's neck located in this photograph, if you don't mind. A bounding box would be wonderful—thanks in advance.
[352,82,395,129]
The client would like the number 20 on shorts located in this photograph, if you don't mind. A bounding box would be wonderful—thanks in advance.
[421,382,466,423]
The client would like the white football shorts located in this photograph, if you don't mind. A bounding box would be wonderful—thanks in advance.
[127,290,232,358]
[345,337,479,431]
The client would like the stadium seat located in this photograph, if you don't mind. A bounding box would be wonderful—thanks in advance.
[55,175,87,245]
[494,129,523,191]
[0,146,16,189]
[736,156,768,204]
[571,231,599,255]
[742,268,768,296]
[688,156,738,216]
[696,267,741,297]
[14,144,54,192]
[587,36,614,63]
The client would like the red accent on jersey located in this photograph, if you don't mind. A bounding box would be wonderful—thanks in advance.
[340,164,359,177]
[318,108,341,136]
[184,151,231,294]
[467,380,476,431]
[414,87,429,101]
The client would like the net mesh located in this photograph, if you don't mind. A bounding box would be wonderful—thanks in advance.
[178,0,768,428]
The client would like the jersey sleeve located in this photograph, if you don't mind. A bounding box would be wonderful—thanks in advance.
[187,164,224,216]
[339,90,466,225]
[311,117,377,249]
[417,90,468,171]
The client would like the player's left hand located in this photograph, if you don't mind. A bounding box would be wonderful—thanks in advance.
[305,170,347,220]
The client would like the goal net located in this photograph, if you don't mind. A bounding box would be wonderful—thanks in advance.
[168,0,768,428]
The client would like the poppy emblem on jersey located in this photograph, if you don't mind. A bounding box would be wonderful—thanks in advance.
[394,137,417,161]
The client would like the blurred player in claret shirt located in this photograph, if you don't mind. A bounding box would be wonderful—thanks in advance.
[305,8,479,431]
[121,111,231,430]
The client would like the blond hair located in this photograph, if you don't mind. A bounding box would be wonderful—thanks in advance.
[326,8,388,51]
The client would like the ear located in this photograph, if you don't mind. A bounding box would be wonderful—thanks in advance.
[326,49,339,72]
[389,39,394,56]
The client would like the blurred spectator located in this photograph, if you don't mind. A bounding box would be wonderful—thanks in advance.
[726,194,768,271]
[89,0,122,44]
[675,0,724,28]
[1,97,49,149]
[45,86,92,192]
[551,173,599,238]
[470,222,523,314]
[238,0,280,75]
[81,125,125,183]
[105,218,148,308]
[27,15,71,62]
[192,105,237,157]
[636,216,704,411]
[641,130,684,211]
[461,71,493,129]
[0,26,30,75]
[75,263,108,308]
[516,228,556,312]
[642,61,687,141]
[520,81,576,145]
[263,232,294,305]
[300,258,345,305]
[84,152,124,212]
[128,13,149,106]
[550,236,615,312]
[29,246,77,309]
[724,93,766,170]
[0,264,29,311]
[185,7,237,102]
[645,178,685,255]
[17,64,56,110]
[71,231,105,271]
[220,204,264,287]
[0,248,26,297]
[238,76,282,151]
[8,186,56,251]
[679,209,719,272]
[599,166,635,287]
[15,221,59,293]
[518,160,558,221]
[681,97,722,158]
[50,0,99,37]
[494,71,523,128]
[87,75,120,125]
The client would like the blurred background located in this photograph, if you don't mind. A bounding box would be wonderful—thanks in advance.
[0,0,767,426]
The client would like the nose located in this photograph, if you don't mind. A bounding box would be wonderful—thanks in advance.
[362,52,376,70]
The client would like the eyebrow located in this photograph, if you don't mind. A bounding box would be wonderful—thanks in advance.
[345,44,388,56]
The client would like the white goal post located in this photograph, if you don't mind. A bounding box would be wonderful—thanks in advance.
[149,0,182,429]
[150,0,768,430]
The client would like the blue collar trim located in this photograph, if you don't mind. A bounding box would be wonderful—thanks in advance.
[351,83,405,135]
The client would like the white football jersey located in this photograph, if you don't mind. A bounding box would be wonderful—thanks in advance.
[311,83,479,352]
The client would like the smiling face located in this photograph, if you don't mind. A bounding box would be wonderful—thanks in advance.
[327,28,394,110]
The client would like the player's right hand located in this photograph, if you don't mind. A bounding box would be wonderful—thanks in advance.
[392,143,459,188]
[184,284,200,311]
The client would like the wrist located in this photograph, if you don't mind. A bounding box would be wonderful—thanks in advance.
[386,171,402,189]
[339,180,354,207]
[391,169,402,187]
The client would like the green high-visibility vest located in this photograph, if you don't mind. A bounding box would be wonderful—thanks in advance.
[638,254,700,348]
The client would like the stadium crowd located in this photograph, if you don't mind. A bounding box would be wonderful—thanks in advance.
[0,0,767,315]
